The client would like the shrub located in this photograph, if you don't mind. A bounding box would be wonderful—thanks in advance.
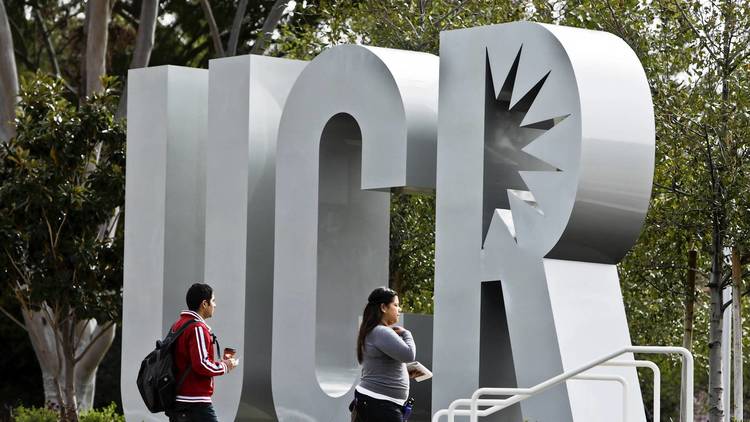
[12,403,124,422]
[79,403,124,422]
[12,405,57,422]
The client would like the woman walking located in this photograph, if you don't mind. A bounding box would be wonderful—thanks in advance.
[352,287,416,421]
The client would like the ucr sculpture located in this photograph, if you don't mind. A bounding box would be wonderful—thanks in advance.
[122,21,654,422]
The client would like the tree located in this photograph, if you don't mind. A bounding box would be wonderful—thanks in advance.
[540,1,750,420]
[653,2,750,419]
[0,73,125,422]
[0,0,18,142]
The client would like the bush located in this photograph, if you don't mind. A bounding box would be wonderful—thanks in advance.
[12,406,57,422]
[12,403,124,422]
[79,403,124,422]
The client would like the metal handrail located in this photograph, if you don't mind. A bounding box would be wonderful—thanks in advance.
[439,374,630,422]
[602,360,660,422]
[570,374,628,422]
[438,361,658,422]
[432,346,692,422]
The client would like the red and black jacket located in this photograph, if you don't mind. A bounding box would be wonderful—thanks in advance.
[171,310,227,403]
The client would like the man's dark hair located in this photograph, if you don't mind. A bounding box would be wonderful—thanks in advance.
[186,283,213,311]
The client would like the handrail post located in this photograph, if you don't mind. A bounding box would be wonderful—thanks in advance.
[571,374,628,422]
[684,351,694,422]
[601,360,660,422]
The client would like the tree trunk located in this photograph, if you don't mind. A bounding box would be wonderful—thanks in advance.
[74,320,116,410]
[61,318,79,422]
[226,0,249,56]
[708,241,725,421]
[115,0,158,119]
[21,305,116,415]
[683,249,697,350]
[199,0,225,58]
[85,0,111,96]
[250,0,287,55]
[731,247,743,421]
[391,269,402,294]
[0,0,19,143]
[21,306,63,406]
[680,249,697,422]
[34,8,61,78]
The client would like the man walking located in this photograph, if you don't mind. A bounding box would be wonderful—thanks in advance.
[169,283,238,421]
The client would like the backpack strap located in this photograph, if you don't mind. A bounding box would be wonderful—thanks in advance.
[171,319,200,393]
[211,332,220,361]
[170,319,200,340]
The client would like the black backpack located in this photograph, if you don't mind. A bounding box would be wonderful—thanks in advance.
[136,319,199,413]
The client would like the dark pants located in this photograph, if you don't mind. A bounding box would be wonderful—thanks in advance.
[353,390,403,422]
[168,402,219,422]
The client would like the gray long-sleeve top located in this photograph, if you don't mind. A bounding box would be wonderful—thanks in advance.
[358,325,416,400]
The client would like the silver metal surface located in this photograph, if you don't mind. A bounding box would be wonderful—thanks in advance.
[272,44,438,421]
[122,21,655,422]
[204,55,306,421]
[434,22,654,421]
[402,313,435,421]
[122,66,208,422]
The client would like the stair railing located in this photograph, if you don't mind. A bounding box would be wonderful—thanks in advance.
[431,346,691,422]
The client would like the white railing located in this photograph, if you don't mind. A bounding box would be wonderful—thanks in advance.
[569,373,628,421]
[432,346,692,422]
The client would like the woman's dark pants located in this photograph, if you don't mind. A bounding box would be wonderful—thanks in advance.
[353,390,404,422]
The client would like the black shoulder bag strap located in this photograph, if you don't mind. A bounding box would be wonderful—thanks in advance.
[211,333,220,361]
[173,319,200,390]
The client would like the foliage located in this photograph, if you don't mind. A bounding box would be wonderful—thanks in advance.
[78,403,124,422]
[277,0,532,59]
[0,72,125,324]
[562,1,750,419]
[12,405,57,422]
[390,193,435,314]
[12,403,124,422]
[3,0,312,92]
[0,72,125,420]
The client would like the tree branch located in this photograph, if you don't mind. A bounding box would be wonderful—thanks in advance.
[432,0,470,30]
[250,0,287,55]
[74,320,115,363]
[226,0,248,56]
[85,0,112,96]
[653,182,695,197]
[0,0,19,143]
[116,0,158,119]
[4,248,31,284]
[0,305,27,331]
[112,0,138,27]
[33,8,61,77]
[199,0,225,58]
[603,0,628,40]
[54,212,66,248]
[673,0,721,62]
[42,208,59,261]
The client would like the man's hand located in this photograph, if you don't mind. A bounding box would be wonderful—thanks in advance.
[223,357,240,372]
